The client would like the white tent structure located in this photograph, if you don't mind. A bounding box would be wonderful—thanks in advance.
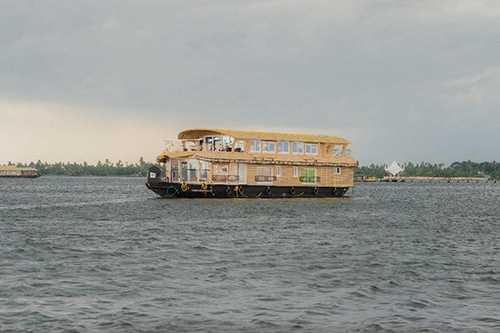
[385,161,404,177]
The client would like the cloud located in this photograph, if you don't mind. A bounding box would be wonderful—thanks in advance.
[441,66,500,109]
[1,0,500,165]
[0,101,179,164]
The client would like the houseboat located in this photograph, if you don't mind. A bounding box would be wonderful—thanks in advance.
[0,166,40,178]
[146,129,357,198]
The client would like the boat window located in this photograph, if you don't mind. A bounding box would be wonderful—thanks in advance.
[293,166,298,177]
[262,141,276,153]
[332,145,344,156]
[305,144,317,155]
[214,164,228,175]
[278,141,290,154]
[204,136,223,151]
[214,138,222,151]
[292,141,304,154]
[171,165,180,182]
[212,164,229,182]
[184,141,197,151]
[221,136,234,151]
[199,160,209,180]
[334,167,341,174]
[255,167,274,183]
[237,163,247,183]
[204,136,213,151]
[276,166,281,177]
[301,168,317,183]
[234,141,245,152]
[250,139,261,152]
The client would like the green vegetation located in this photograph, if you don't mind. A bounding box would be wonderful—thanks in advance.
[355,160,500,180]
[6,159,500,180]
[7,158,160,176]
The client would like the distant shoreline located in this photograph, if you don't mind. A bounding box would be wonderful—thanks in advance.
[3,159,499,180]
[1,159,159,177]
[355,160,499,181]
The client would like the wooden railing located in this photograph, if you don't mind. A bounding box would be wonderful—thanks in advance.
[255,175,277,182]
[212,175,240,182]
[300,176,321,183]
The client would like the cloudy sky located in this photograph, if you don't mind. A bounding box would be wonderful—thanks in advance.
[1,0,499,166]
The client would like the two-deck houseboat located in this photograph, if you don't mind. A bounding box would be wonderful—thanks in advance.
[146,129,357,198]
[0,166,40,178]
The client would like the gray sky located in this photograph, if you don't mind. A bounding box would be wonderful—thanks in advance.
[1,0,499,166]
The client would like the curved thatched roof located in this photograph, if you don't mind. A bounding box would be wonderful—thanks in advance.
[0,165,38,171]
[177,128,350,144]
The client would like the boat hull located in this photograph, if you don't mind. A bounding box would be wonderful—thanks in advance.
[146,181,350,198]
[0,175,40,178]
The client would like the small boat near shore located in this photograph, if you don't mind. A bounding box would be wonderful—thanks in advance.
[146,128,358,198]
[0,166,40,178]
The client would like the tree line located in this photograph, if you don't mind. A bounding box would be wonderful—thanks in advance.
[355,160,500,180]
[7,158,160,176]
[5,159,500,180]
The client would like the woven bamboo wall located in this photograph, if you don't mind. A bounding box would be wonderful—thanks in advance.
[245,163,354,187]
[275,165,300,186]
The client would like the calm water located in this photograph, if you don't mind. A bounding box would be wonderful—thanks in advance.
[1,177,499,332]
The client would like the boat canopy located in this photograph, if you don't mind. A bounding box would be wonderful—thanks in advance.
[177,128,351,144]
[0,165,38,172]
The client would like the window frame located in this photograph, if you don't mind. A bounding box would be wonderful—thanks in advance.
[334,167,341,174]
[256,166,274,184]
[305,143,318,155]
[234,140,245,152]
[262,141,276,153]
[301,168,317,184]
[292,141,304,154]
[332,145,344,156]
[293,166,298,177]
[278,141,290,154]
[250,139,261,152]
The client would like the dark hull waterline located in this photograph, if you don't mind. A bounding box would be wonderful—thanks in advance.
[146,181,350,198]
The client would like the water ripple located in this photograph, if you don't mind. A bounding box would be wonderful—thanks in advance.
[1,178,500,331]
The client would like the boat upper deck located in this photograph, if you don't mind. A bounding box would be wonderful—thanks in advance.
[158,128,357,166]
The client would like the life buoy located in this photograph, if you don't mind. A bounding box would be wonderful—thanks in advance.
[290,187,296,195]
[266,187,272,195]
[226,187,231,195]
[313,187,319,195]
[166,186,178,197]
